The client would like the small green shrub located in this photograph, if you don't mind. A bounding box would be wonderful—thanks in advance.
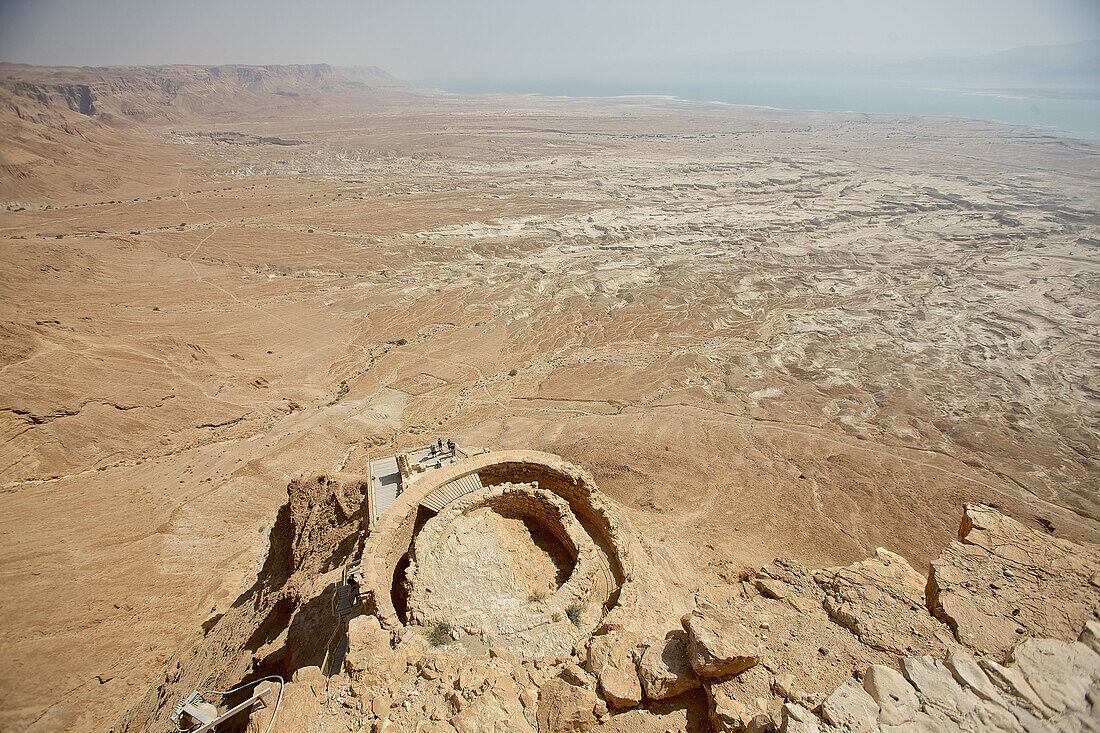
[326,380,350,407]
[566,604,583,628]
[428,621,452,647]
[152,306,159,311]
[551,612,562,623]
[395,338,407,346]
[508,368,518,377]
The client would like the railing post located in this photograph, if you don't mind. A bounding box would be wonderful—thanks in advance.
[365,450,375,532]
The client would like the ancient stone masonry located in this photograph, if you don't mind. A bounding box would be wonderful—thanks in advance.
[354,451,645,635]
[121,452,1100,733]
[403,482,603,658]
[245,496,1098,733]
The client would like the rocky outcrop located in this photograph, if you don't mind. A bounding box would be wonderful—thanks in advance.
[116,475,366,733]
[775,627,1100,732]
[681,603,763,678]
[228,500,1100,733]
[583,630,643,709]
[927,503,1100,657]
[816,547,952,656]
[11,81,96,115]
[638,630,700,700]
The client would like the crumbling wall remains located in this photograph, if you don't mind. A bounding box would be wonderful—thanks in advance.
[356,451,641,634]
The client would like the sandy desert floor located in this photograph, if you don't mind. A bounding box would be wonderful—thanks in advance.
[0,79,1098,730]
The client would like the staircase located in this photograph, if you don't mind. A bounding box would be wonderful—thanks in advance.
[371,454,401,520]
[419,473,484,514]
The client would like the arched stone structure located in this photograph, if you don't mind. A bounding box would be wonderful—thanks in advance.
[355,450,638,634]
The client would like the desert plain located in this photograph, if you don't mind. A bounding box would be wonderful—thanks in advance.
[0,64,1097,731]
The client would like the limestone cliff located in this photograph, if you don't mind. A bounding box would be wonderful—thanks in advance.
[240,503,1100,732]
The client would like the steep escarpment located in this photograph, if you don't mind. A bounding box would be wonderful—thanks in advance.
[0,63,406,124]
[9,80,96,115]
[237,503,1099,733]
[113,473,366,733]
[0,63,408,201]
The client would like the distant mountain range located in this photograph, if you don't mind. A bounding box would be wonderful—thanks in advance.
[877,40,1100,86]
[0,62,409,125]
[0,63,411,199]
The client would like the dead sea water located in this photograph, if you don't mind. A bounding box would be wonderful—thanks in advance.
[434,75,1100,140]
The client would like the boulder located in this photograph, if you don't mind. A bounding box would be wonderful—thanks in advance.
[1007,638,1100,714]
[344,614,393,677]
[558,663,594,689]
[863,664,919,726]
[705,678,754,733]
[536,677,598,733]
[771,673,802,702]
[1079,619,1100,655]
[638,631,701,700]
[781,702,821,733]
[943,647,1003,704]
[979,659,1052,716]
[820,677,879,733]
[755,578,789,600]
[748,712,778,732]
[246,668,324,733]
[681,604,763,678]
[584,630,642,709]
[757,558,820,598]
[453,686,535,733]
[902,656,968,704]
[900,656,1027,732]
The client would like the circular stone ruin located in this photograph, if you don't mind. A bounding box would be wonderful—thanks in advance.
[357,450,640,660]
[404,482,601,658]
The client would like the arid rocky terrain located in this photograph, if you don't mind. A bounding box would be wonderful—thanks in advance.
[0,63,1097,732]
[235,500,1100,733]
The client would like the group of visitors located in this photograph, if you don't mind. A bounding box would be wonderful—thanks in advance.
[429,438,456,458]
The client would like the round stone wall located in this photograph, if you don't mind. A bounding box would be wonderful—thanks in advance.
[402,482,603,658]
[357,450,639,643]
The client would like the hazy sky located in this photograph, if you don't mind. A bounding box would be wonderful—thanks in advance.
[1,0,1098,82]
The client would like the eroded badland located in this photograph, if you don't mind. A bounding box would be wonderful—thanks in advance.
[0,64,1097,732]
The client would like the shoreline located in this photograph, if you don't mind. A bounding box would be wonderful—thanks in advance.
[423,79,1100,142]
